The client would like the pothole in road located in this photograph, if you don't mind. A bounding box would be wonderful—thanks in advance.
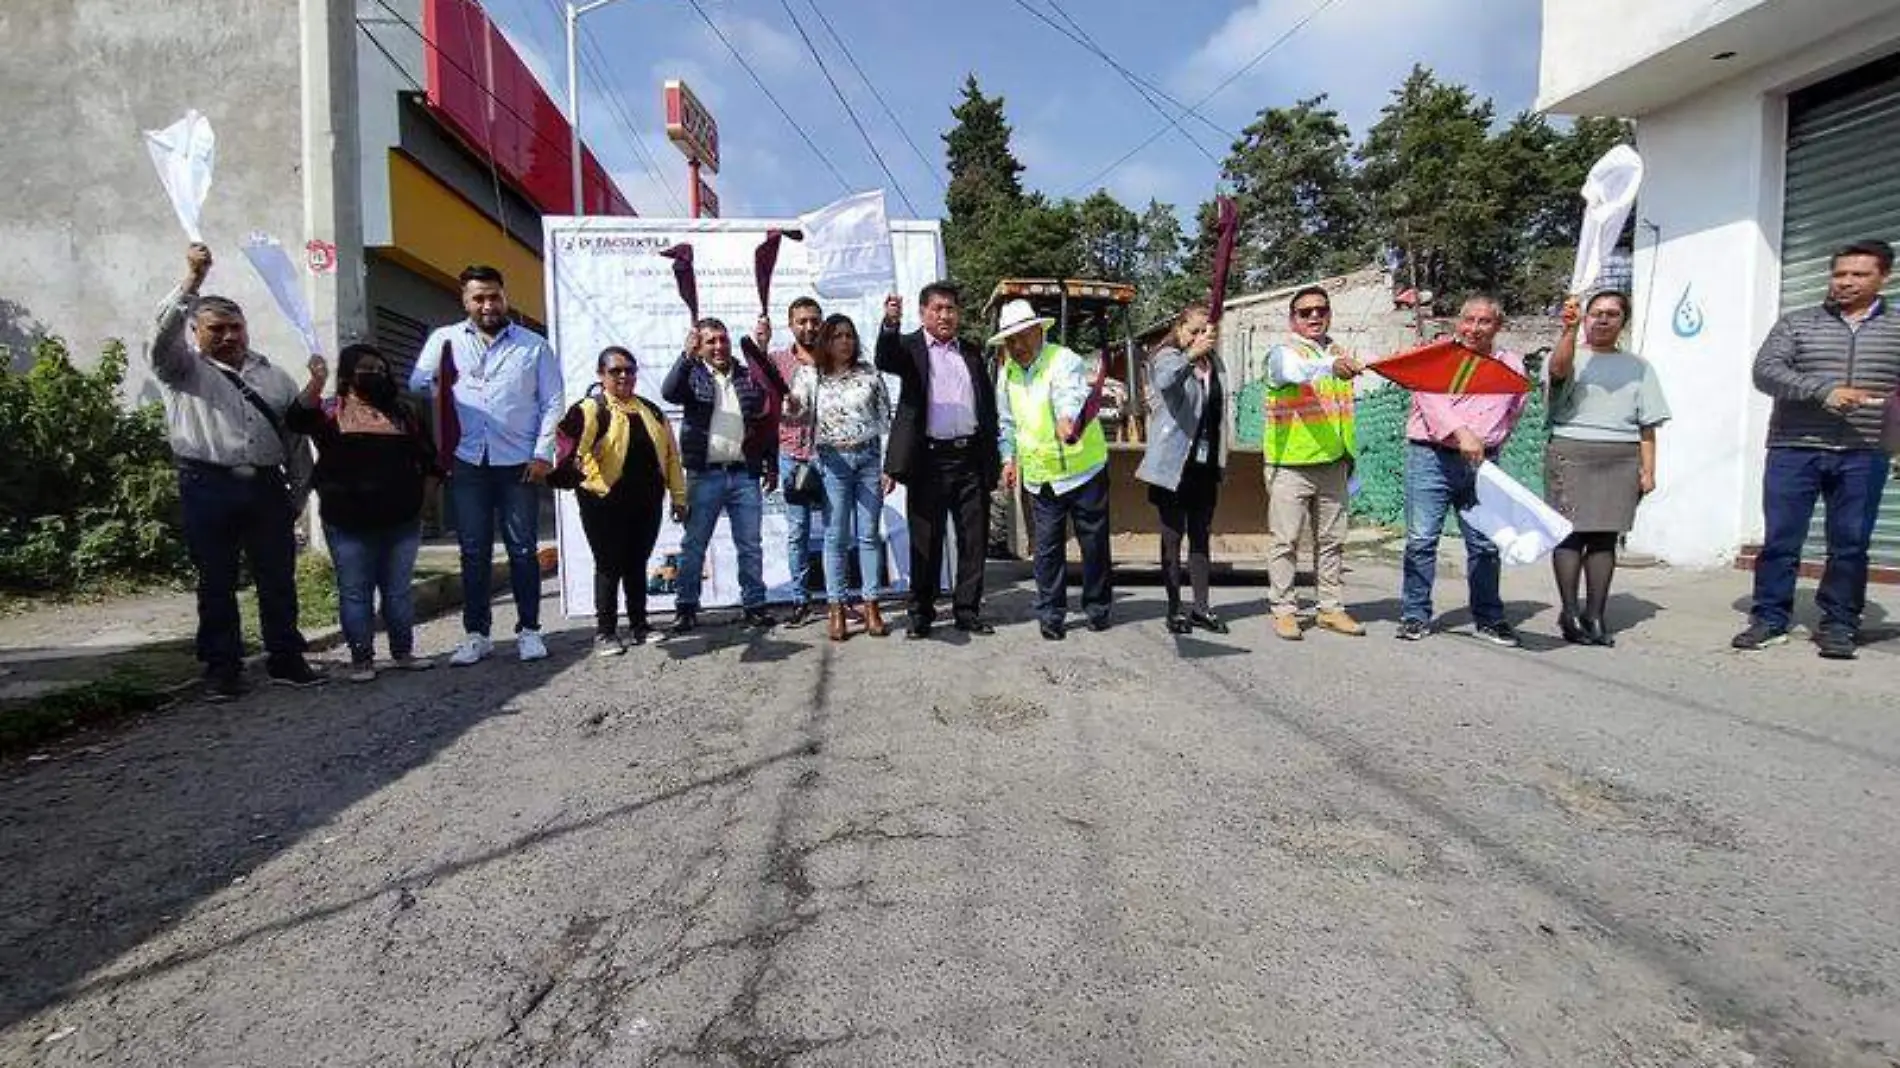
[932,694,1049,733]
[1533,765,1742,850]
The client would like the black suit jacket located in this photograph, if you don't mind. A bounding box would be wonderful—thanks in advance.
[875,323,1000,489]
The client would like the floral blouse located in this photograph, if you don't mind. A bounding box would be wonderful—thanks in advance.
[789,363,892,449]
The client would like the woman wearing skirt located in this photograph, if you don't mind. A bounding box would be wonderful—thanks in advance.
[1136,303,1227,635]
[1543,290,1671,646]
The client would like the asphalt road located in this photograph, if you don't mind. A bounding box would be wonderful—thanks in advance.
[3,560,1898,1067]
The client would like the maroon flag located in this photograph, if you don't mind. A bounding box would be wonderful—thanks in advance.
[432,339,460,478]
[659,243,699,321]
[1063,350,1110,445]
[1208,195,1239,326]
[754,228,803,317]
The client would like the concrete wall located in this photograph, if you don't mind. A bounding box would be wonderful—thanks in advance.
[0,1,310,403]
[1618,12,1900,567]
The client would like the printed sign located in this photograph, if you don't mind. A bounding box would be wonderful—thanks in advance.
[664,79,720,174]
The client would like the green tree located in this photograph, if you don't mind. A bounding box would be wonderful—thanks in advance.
[1072,190,1142,282]
[942,75,1030,317]
[1356,66,1498,309]
[1132,198,1187,328]
[1222,96,1373,290]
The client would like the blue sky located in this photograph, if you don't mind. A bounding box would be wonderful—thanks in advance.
[480,0,1543,224]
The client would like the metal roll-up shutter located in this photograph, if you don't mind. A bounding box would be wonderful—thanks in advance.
[1779,52,1900,571]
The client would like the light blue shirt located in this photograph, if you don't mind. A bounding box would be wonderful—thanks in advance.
[998,342,1100,496]
[410,320,564,466]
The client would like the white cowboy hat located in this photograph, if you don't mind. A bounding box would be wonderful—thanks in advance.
[987,298,1056,347]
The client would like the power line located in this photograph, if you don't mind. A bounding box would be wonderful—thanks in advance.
[1015,0,1233,151]
[578,24,689,214]
[685,0,852,193]
[778,0,919,215]
[1065,0,1345,198]
[803,0,946,193]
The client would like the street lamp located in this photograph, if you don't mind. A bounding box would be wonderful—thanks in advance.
[563,0,631,215]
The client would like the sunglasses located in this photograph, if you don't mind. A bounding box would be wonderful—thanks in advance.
[604,365,635,377]
[1293,306,1331,320]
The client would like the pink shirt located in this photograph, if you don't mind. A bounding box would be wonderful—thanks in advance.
[924,334,977,439]
[766,347,810,450]
[1406,348,1528,450]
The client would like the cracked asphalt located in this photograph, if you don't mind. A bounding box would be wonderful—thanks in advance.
[3,559,1899,1067]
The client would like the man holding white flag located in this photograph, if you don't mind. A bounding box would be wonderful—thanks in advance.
[1396,295,1529,646]
[152,243,321,700]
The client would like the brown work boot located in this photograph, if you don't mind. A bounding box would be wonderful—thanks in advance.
[1316,609,1366,636]
[828,605,849,643]
[862,600,890,637]
[1272,613,1304,641]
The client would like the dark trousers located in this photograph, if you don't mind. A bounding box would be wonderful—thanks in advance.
[1153,465,1219,614]
[451,459,542,636]
[1751,447,1891,634]
[178,465,305,672]
[576,480,664,635]
[906,443,989,622]
[1031,469,1113,627]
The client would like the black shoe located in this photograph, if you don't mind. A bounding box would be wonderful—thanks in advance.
[1474,621,1522,648]
[1558,611,1588,644]
[203,666,247,703]
[1579,616,1615,647]
[784,603,814,629]
[905,617,933,641]
[1039,621,1066,642]
[954,616,995,636]
[1165,613,1193,635]
[1187,610,1229,635]
[1731,621,1789,651]
[1817,628,1858,660]
[266,655,324,689]
[741,607,778,629]
[1395,619,1431,642]
[1087,616,1111,633]
[671,609,698,636]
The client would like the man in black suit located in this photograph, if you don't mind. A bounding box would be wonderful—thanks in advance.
[877,282,1001,639]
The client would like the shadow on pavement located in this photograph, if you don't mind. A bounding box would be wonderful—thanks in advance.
[0,618,587,1033]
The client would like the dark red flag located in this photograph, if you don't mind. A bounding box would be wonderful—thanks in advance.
[432,338,459,478]
[659,244,699,321]
[754,228,803,318]
[1207,195,1239,325]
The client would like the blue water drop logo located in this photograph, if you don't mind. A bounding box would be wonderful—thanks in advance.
[1672,284,1705,338]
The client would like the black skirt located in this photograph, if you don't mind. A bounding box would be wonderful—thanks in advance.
[1148,461,1222,512]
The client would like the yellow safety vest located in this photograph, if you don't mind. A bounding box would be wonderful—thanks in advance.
[1263,338,1356,466]
[1003,344,1108,488]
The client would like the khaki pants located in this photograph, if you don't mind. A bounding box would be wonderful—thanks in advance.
[1265,458,1350,615]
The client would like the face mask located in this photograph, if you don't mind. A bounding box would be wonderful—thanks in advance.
[354,371,397,409]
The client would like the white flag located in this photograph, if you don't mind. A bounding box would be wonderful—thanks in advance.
[144,110,216,243]
[241,233,323,356]
[1461,463,1575,566]
[1568,144,1644,296]
[799,189,896,299]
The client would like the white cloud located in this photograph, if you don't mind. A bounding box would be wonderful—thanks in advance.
[700,12,805,76]
[1172,0,1540,133]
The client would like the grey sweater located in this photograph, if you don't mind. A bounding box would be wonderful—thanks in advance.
[1752,300,1900,450]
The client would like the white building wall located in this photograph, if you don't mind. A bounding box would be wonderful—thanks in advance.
[1539,0,1767,109]
[1617,10,1900,566]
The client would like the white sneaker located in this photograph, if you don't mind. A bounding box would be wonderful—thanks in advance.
[449,633,493,667]
[517,629,550,662]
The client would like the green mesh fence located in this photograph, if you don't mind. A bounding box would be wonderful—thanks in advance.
[1234,380,1549,529]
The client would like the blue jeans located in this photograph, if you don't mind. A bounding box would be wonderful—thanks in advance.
[676,466,766,610]
[1751,447,1891,634]
[179,465,305,670]
[818,442,884,604]
[1401,442,1503,627]
[325,522,422,661]
[451,459,542,635]
[779,452,821,605]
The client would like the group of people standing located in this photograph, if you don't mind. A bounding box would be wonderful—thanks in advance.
[151,234,1894,702]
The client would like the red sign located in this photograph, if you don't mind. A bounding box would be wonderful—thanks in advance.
[664,79,720,175]
[695,174,720,219]
[421,0,634,216]
[305,240,338,274]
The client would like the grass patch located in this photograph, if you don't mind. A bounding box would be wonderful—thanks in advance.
[0,672,177,756]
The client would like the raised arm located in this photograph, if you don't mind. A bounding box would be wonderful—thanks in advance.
[151,244,213,385]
